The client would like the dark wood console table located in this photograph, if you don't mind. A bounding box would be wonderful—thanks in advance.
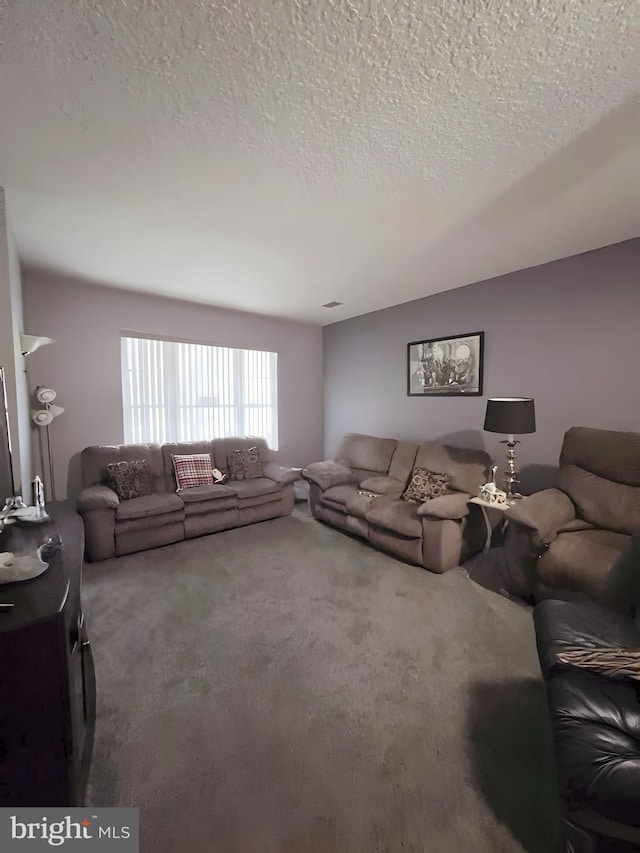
[0,502,96,806]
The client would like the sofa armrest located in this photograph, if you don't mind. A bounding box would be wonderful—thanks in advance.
[302,460,357,490]
[417,492,471,520]
[262,461,302,484]
[77,484,120,512]
[77,485,118,561]
[505,488,576,548]
[360,476,404,496]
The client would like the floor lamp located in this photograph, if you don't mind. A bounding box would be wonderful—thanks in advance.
[32,388,64,502]
[21,334,57,501]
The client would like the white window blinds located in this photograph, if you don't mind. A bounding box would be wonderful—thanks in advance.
[121,336,278,449]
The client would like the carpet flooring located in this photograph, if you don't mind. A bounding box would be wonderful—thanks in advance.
[463,544,526,603]
[82,506,564,853]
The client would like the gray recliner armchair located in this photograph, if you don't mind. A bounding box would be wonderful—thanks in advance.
[503,427,640,607]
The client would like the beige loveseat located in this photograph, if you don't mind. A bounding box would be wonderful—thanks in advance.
[302,433,492,573]
[78,437,299,561]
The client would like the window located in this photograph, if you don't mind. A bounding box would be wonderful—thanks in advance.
[121,335,278,449]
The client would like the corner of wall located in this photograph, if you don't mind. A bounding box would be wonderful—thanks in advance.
[0,187,31,496]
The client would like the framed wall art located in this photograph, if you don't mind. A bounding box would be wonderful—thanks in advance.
[407,331,484,397]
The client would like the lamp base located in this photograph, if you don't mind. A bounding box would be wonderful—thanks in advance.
[499,438,524,501]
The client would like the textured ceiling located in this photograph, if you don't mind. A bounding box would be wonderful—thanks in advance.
[0,0,638,324]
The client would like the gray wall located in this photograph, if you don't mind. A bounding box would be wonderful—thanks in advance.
[22,271,324,500]
[323,238,640,493]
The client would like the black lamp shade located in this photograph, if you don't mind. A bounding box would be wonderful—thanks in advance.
[484,398,536,435]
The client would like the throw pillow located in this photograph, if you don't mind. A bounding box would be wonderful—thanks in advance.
[226,447,263,481]
[172,454,215,490]
[557,646,640,683]
[401,468,450,504]
[107,459,152,501]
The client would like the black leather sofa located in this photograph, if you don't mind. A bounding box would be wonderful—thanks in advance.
[534,599,640,852]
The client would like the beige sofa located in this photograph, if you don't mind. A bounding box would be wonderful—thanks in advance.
[77,437,299,561]
[302,433,492,573]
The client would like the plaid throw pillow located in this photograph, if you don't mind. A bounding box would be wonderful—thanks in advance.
[107,459,152,501]
[226,447,263,481]
[172,454,214,490]
[401,468,450,504]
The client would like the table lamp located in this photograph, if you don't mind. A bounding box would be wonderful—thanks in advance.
[483,397,536,500]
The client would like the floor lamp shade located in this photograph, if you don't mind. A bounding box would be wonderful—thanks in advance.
[20,334,55,356]
[35,386,57,404]
[32,409,54,427]
[484,398,536,437]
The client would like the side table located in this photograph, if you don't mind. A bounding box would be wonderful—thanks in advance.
[468,496,520,550]
[466,497,527,600]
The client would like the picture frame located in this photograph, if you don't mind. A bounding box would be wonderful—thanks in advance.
[407,331,484,397]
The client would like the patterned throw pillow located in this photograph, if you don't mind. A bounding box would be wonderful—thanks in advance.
[172,454,214,490]
[107,459,152,501]
[401,468,450,504]
[226,447,263,481]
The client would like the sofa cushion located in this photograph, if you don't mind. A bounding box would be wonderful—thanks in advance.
[173,453,215,489]
[387,441,420,485]
[319,484,360,513]
[303,461,357,490]
[534,599,640,676]
[557,464,640,536]
[82,442,165,492]
[106,459,152,500]
[360,476,405,495]
[366,499,422,538]
[231,477,280,499]
[116,492,184,521]
[185,498,238,516]
[538,528,630,596]
[346,490,389,519]
[237,492,283,509]
[212,437,272,473]
[560,427,640,487]
[402,468,450,504]
[352,468,388,484]
[116,508,185,533]
[227,447,263,480]
[178,484,238,503]
[335,433,398,475]
[413,441,491,495]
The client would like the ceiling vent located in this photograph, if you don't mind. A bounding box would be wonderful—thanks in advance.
[322,301,343,308]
